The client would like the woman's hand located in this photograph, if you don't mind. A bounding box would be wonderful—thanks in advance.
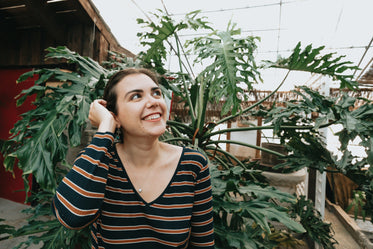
[89,99,118,133]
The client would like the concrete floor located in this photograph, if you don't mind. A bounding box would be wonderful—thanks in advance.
[324,207,361,249]
[0,198,42,249]
[0,197,369,249]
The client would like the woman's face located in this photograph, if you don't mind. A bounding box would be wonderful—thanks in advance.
[113,73,167,138]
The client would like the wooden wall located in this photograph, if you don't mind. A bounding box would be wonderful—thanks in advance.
[0,23,111,67]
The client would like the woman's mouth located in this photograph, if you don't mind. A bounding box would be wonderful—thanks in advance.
[143,113,161,121]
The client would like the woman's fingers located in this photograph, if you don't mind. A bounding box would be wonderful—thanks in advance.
[89,100,112,127]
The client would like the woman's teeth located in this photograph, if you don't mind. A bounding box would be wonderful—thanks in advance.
[144,114,161,120]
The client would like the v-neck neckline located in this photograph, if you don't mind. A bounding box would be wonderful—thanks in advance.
[113,144,184,205]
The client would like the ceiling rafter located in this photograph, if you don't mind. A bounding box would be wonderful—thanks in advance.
[24,0,65,42]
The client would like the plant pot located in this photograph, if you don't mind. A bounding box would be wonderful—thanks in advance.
[262,168,307,197]
[261,142,287,166]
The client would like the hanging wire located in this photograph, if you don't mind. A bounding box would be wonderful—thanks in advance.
[170,0,307,16]
[353,36,373,79]
[276,0,283,58]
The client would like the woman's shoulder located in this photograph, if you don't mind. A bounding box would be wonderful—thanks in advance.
[180,147,208,166]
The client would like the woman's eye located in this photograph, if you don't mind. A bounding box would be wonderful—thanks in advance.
[131,93,141,100]
[153,90,162,97]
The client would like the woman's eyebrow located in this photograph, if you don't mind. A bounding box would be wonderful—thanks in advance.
[125,89,143,98]
[151,87,161,91]
[124,87,161,98]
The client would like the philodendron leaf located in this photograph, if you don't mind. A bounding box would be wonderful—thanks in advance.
[241,201,305,234]
[264,42,359,90]
[238,183,295,203]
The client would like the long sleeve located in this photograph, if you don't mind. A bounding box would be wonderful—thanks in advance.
[52,132,114,229]
[189,153,215,248]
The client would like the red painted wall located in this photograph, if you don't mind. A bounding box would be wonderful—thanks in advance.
[0,68,36,204]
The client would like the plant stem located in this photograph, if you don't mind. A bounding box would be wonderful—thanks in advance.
[167,120,194,133]
[205,121,337,139]
[175,36,196,121]
[205,139,285,157]
[206,146,247,169]
[217,69,291,125]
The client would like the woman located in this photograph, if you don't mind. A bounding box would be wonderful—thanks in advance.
[53,68,214,248]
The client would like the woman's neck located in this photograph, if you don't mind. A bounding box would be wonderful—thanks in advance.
[119,135,163,169]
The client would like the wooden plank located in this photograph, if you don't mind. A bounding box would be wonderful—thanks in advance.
[77,0,135,57]
[81,23,94,58]
[29,29,42,65]
[0,0,25,9]
[0,30,20,66]
[98,33,108,63]
[24,0,65,43]
[67,23,83,53]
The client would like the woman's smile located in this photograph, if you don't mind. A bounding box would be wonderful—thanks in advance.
[143,112,162,121]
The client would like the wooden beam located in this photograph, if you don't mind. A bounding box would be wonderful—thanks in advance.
[77,0,135,58]
[24,0,65,43]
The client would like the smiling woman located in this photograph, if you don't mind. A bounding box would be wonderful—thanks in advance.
[52,68,215,248]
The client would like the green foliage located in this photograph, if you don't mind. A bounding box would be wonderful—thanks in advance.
[2,8,371,249]
[1,47,109,191]
[264,42,359,90]
[258,85,373,221]
[346,190,367,220]
[211,161,305,248]
[190,22,262,115]
[290,196,337,249]
[0,218,16,241]
[11,190,90,249]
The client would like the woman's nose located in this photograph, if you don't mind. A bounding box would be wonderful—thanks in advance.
[145,96,160,108]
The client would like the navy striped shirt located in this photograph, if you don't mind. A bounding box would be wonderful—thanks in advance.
[53,132,214,248]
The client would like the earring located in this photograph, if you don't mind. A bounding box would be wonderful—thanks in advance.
[115,128,122,142]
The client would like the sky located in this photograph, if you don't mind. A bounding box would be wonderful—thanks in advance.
[91,0,373,90]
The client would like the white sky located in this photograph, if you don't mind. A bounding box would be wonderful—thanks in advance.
[92,0,373,90]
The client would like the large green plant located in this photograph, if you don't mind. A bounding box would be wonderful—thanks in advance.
[1,9,371,249]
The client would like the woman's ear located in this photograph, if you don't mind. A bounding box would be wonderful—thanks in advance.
[111,111,121,129]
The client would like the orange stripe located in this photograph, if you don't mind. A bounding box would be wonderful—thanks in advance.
[191,240,215,247]
[108,163,122,171]
[104,198,144,206]
[101,210,191,221]
[101,236,185,247]
[151,203,193,209]
[195,185,212,195]
[87,144,110,155]
[72,166,107,183]
[192,217,214,227]
[197,175,211,184]
[100,224,190,234]
[192,229,214,237]
[171,181,195,186]
[107,174,128,182]
[181,160,203,169]
[163,192,194,198]
[105,185,133,194]
[94,133,114,141]
[194,195,212,205]
[184,151,207,161]
[62,178,104,198]
[56,192,98,216]
[177,170,197,178]
[80,154,109,170]
[91,230,98,244]
[193,206,213,216]
[52,200,98,230]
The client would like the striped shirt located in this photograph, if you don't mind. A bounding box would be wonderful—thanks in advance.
[53,132,214,248]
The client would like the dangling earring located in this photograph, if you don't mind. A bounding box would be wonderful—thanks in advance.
[115,128,122,142]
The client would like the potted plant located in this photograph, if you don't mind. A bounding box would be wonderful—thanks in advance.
[2,9,372,249]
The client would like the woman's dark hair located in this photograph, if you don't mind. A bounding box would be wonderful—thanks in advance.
[103,68,159,114]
